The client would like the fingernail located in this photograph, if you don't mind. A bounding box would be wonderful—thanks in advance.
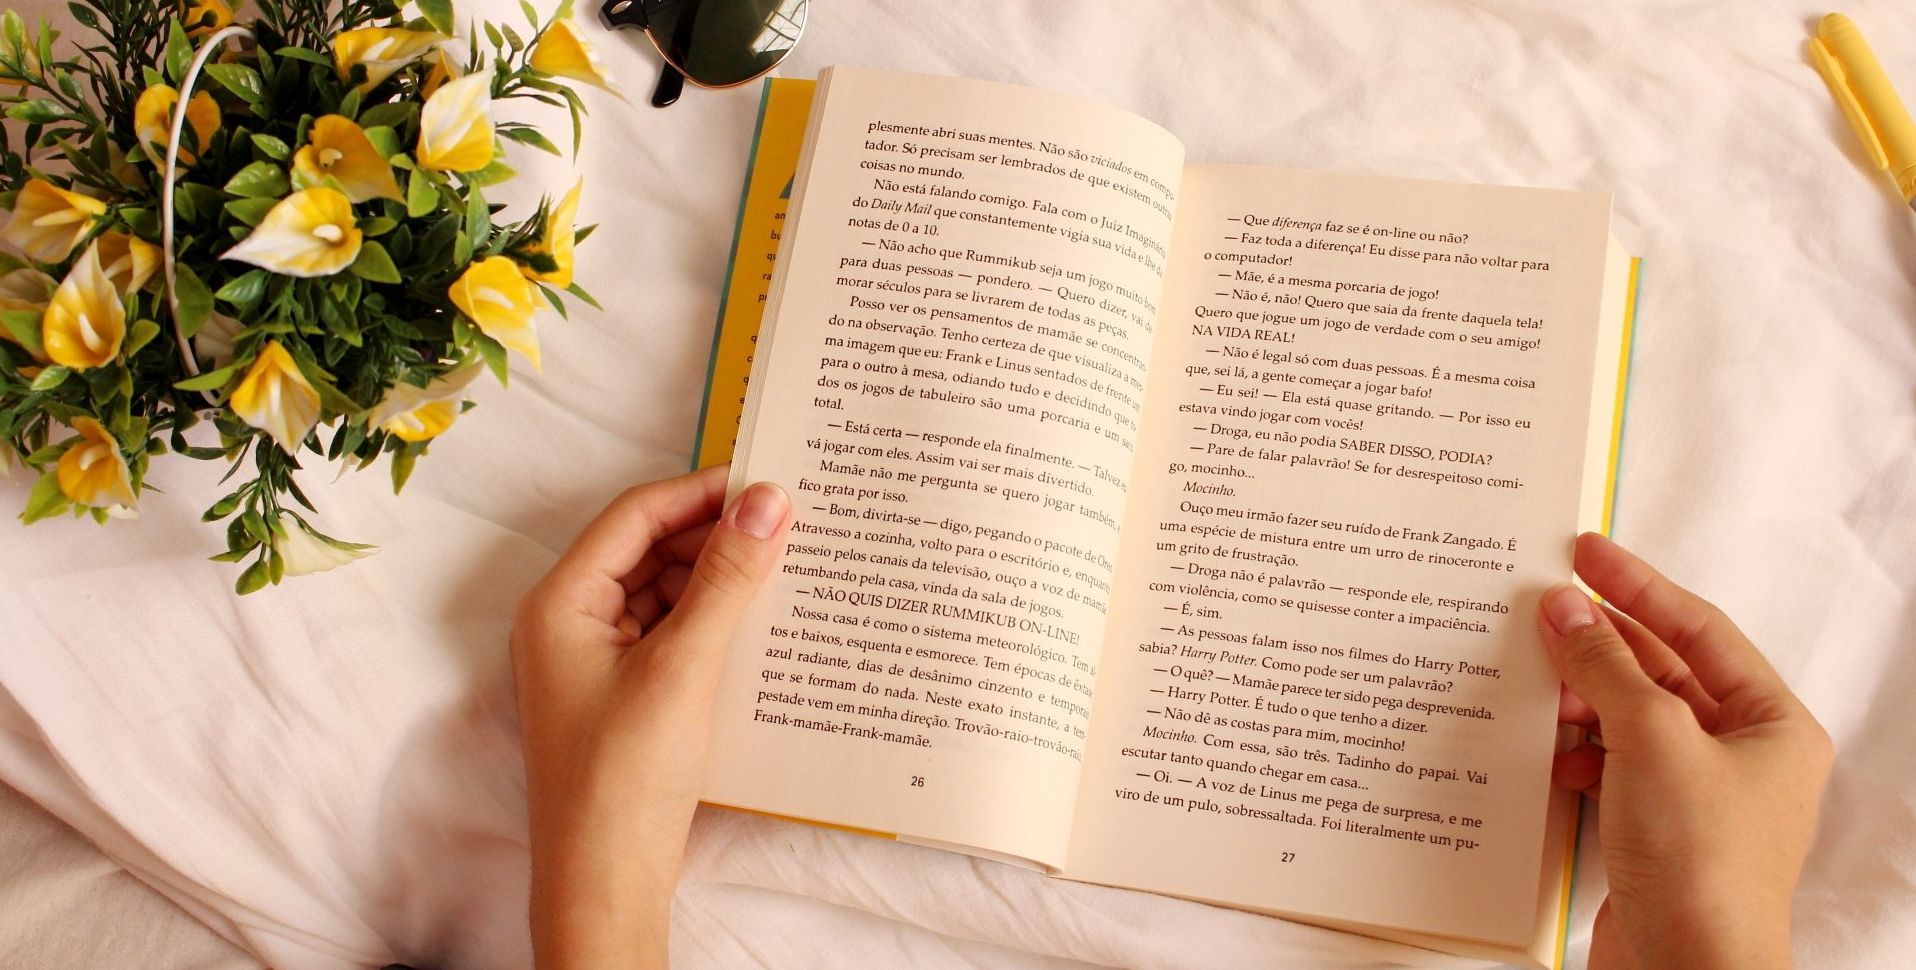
[1542,585,1599,636]
[733,482,789,539]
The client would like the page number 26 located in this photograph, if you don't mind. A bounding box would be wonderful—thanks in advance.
[910,776,926,788]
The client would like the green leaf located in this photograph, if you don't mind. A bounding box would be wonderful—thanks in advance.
[539,284,568,319]
[234,558,269,595]
[19,472,68,524]
[177,183,226,223]
[474,329,508,385]
[6,99,68,124]
[208,548,252,563]
[174,263,213,338]
[204,63,266,108]
[405,171,438,218]
[339,85,362,120]
[224,196,279,227]
[565,282,602,310]
[224,161,289,199]
[418,0,456,35]
[464,187,490,248]
[483,21,504,49]
[362,124,402,159]
[164,19,192,83]
[359,216,397,237]
[390,445,419,493]
[462,157,517,188]
[358,102,417,131]
[202,490,245,521]
[0,308,43,356]
[349,241,401,283]
[499,126,561,157]
[520,0,540,28]
[120,207,160,237]
[251,133,291,161]
[215,268,268,305]
[22,439,71,465]
[174,358,245,392]
[242,508,270,544]
[125,318,161,357]
[29,364,69,390]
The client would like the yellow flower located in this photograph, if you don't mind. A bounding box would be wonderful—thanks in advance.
[193,311,243,371]
[92,231,162,295]
[0,265,54,311]
[0,179,106,263]
[271,512,374,575]
[230,341,321,454]
[55,416,137,510]
[421,47,459,100]
[222,187,362,278]
[292,115,404,203]
[41,244,124,370]
[529,18,615,90]
[332,27,449,92]
[523,179,582,287]
[181,0,232,38]
[133,84,220,167]
[368,363,481,442]
[0,265,54,360]
[449,257,540,369]
[416,71,494,173]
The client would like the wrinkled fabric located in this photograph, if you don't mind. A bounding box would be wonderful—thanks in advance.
[1,1,1913,968]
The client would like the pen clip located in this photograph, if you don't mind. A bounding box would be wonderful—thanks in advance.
[1811,36,1891,170]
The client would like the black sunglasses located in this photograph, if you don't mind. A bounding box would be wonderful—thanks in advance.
[599,0,809,107]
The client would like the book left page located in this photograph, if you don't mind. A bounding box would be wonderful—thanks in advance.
[704,67,1186,868]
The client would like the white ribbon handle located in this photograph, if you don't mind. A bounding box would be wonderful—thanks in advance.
[161,24,254,382]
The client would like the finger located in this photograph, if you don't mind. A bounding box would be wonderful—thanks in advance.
[1574,533,1789,708]
[625,584,668,631]
[1558,682,1599,730]
[558,465,731,586]
[653,563,694,610]
[619,563,695,635]
[1538,584,1694,743]
[615,522,717,597]
[1601,603,1720,731]
[1552,743,1605,793]
[645,482,794,669]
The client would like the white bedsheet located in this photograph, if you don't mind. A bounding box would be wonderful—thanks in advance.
[2,1,1913,967]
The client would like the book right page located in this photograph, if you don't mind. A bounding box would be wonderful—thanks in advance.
[1065,164,1613,948]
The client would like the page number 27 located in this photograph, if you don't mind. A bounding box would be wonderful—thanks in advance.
[1281,851,1296,863]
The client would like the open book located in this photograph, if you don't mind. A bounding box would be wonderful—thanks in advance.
[694,67,1639,967]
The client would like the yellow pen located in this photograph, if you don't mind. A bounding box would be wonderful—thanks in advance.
[1812,13,1916,207]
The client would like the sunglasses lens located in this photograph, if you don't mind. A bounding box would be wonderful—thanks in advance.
[647,0,807,88]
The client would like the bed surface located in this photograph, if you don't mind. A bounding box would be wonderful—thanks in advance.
[3,1,1914,967]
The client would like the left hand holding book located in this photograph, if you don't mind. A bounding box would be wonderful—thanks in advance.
[511,465,793,970]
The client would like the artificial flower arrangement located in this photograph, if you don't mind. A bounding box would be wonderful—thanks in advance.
[0,0,610,591]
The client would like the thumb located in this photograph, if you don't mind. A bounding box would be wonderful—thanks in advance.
[653,481,793,650]
[1538,584,1677,734]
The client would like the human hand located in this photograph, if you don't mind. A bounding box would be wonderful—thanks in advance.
[510,465,792,970]
[1538,533,1832,970]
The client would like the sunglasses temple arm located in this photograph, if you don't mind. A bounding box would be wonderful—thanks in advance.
[650,61,686,107]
